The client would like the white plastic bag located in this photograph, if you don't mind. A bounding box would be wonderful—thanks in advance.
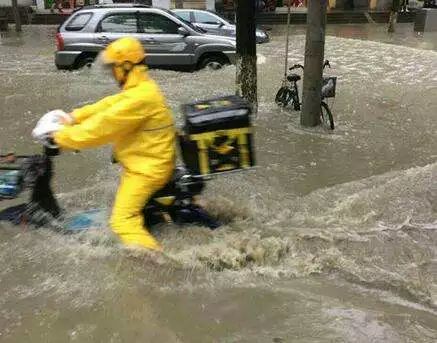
[32,109,69,144]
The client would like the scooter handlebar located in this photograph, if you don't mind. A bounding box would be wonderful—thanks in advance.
[43,139,60,157]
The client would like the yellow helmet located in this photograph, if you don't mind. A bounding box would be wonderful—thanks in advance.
[101,37,146,66]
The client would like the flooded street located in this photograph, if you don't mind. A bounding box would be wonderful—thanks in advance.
[1,23,437,342]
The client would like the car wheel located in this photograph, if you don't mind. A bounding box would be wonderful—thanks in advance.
[199,54,228,70]
[75,56,95,69]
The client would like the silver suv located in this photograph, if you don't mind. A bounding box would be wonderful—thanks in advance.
[55,4,236,70]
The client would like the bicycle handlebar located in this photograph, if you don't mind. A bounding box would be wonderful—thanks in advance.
[289,60,331,71]
[289,64,304,71]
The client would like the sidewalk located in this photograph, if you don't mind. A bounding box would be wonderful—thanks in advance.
[256,9,416,25]
[33,7,75,15]
[36,9,74,14]
[27,5,416,25]
[274,6,308,13]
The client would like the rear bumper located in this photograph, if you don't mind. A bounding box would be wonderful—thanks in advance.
[223,51,236,65]
[55,51,81,69]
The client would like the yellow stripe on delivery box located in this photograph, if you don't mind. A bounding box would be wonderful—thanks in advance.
[189,127,252,175]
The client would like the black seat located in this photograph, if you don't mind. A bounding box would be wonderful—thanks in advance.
[287,74,301,82]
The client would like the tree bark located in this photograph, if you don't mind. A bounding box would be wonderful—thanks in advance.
[388,0,400,33]
[301,0,327,127]
[12,0,21,32]
[235,0,258,113]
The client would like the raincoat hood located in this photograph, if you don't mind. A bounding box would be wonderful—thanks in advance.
[122,65,150,90]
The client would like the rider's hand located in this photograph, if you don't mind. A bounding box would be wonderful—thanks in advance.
[51,109,73,125]
[60,113,74,125]
[42,109,72,125]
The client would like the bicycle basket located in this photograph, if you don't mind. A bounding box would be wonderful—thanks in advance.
[322,76,337,98]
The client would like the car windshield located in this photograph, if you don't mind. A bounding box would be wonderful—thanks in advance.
[208,11,234,24]
[166,9,204,33]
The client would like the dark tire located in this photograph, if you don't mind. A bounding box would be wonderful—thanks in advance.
[198,54,228,70]
[275,87,293,107]
[320,101,334,130]
[75,55,96,69]
[292,93,301,111]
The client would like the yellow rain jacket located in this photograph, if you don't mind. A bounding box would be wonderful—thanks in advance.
[54,66,175,250]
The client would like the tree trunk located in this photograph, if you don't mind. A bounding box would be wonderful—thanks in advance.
[12,0,21,32]
[301,0,327,127]
[235,0,258,113]
[388,0,400,33]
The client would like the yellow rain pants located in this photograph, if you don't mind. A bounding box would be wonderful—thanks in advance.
[54,66,175,250]
[110,170,168,251]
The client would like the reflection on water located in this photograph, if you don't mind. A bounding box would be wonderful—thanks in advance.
[0,23,436,342]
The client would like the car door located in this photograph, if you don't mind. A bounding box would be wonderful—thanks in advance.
[137,12,193,66]
[95,12,143,48]
[193,11,224,36]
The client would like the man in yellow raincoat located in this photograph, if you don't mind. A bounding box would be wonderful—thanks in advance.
[49,37,175,251]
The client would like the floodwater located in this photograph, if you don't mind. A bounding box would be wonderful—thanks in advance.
[0,23,436,342]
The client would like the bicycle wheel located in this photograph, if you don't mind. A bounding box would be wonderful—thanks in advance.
[292,93,301,111]
[275,87,293,107]
[320,101,335,130]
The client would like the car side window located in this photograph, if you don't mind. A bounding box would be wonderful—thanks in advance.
[65,13,92,31]
[176,11,191,22]
[99,13,138,33]
[138,13,179,34]
[194,12,221,25]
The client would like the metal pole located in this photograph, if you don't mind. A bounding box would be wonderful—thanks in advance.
[283,1,291,81]
[12,0,22,32]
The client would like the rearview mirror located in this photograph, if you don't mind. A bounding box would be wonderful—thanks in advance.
[178,27,190,36]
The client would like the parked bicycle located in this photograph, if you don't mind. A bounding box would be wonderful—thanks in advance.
[275,60,336,130]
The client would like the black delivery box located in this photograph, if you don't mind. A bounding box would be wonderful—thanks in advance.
[180,95,255,176]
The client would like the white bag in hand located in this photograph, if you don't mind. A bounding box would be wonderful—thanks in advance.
[32,110,69,143]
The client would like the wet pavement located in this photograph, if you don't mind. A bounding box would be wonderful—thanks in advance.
[0,23,436,342]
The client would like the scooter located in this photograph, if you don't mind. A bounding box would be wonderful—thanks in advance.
[0,143,220,231]
[0,95,255,232]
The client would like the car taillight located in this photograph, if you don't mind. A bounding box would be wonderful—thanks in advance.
[56,33,64,51]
